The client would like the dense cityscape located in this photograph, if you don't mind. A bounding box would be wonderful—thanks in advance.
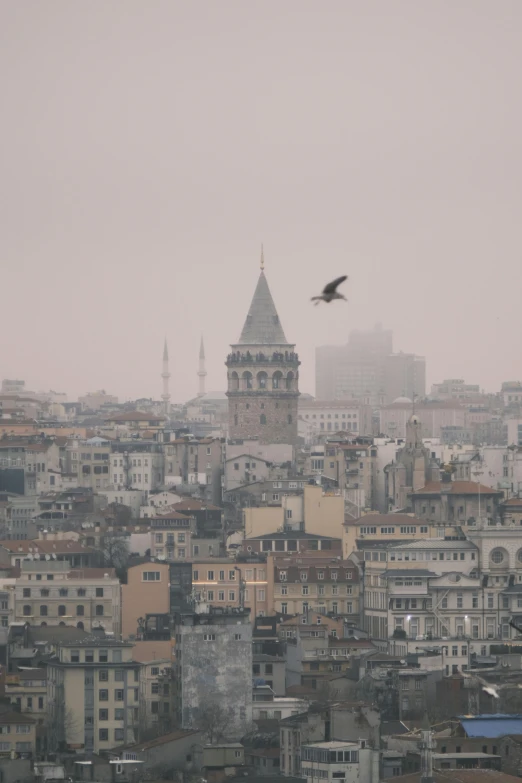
[0,263,522,783]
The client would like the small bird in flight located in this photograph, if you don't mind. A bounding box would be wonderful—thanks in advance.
[311,275,348,305]
[462,672,522,699]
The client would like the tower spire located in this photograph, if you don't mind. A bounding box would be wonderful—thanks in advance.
[260,244,264,271]
[197,335,207,398]
[161,338,171,415]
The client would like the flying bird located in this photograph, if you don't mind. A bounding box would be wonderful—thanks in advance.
[462,673,522,699]
[311,275,348,305]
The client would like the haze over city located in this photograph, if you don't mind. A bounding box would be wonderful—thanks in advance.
[2,0,522,401]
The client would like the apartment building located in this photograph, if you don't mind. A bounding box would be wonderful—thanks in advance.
[139,657,172,734]
[271,555,359,619]
[322,441,377,510]
[65,437,112,491]
[342,513,435,559]
[244,531,342,556]
[301,741,379,783]
[14,564,121,634]
[0,539,98,569]
[110,444,164,494]
[0,711,37,758]
[121,561,170,639]
[149,511,196,560]
[164,436,222,505]
[173,607,252,740]
[47,639,140,753]
[410,480,503,524]
[192,556,273,618]
[5,668,47,726]
[298,400,373,440]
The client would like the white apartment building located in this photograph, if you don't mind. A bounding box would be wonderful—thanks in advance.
[300,741,379,783]
[298,400,372,442]
[110,450,164,494]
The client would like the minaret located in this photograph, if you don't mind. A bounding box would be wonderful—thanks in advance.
[162,339,171,415]
[198,336,207,398]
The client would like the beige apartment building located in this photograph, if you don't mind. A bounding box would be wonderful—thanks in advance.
[138,657,172,734]
[5,668,47,726]
[14,561,121,635]
[243,484,345,540]
[271,554,360,618]
[342,513,435,559]
[149,512,195,560]
[14,564,121,635]
[47,638,140,753]
[192,557,274,618]
[322,442,377,511]
[0,711,37,758]
[121,561,170,639]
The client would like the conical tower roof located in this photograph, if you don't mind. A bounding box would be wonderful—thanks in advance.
[237,270,288,346]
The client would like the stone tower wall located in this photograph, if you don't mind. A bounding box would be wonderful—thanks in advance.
[226,351,299,444]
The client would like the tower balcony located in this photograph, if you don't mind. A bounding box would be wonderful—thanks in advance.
[226,350,300,367]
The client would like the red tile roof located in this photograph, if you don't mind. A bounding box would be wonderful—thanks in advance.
[412,481,503,496]
[106,411,164,423]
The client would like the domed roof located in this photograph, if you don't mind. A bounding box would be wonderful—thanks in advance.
[393,396,412,404]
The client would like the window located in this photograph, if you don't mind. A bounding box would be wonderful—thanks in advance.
[204,634,216,641]
[229,591,236,601]
[58,605,66,616]
[96,587,104,597]
[99,728,109,741]
[71,649,80,663]
[142,571,160,582]
[40,605,48,616]
[114,728,124,742]
[99,689,109,701]
[99,670,108,682]
[23,605,31,616]
[115,689,124,701]
[22,588,30,598]
[96,605,104,616]
[99,708,108,720]
[115,708,124,720]
[77,588,86,597]
[115,669,124,681]
[207,570,215,580]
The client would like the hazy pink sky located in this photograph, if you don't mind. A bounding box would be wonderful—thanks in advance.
[1,1,521,403]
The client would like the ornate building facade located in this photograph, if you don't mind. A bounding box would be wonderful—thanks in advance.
[226,256,300,444]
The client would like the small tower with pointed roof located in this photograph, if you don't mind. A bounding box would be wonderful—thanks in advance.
[162,339,171,416]
[226,247,300,444]
[197,336,207,398]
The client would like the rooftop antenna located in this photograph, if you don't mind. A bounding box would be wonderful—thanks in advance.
[260,244,265,272]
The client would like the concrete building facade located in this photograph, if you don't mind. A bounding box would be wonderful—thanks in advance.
[173,607,252,740]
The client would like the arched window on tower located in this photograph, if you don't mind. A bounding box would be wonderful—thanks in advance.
[229,371,239,392]
[234,414,238,426]
[288,414,293,424]
[242,371,253,390]
[272,371,283,390]
[260,414,267,425]
[257,371,268,390]
[286,371,294,390]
